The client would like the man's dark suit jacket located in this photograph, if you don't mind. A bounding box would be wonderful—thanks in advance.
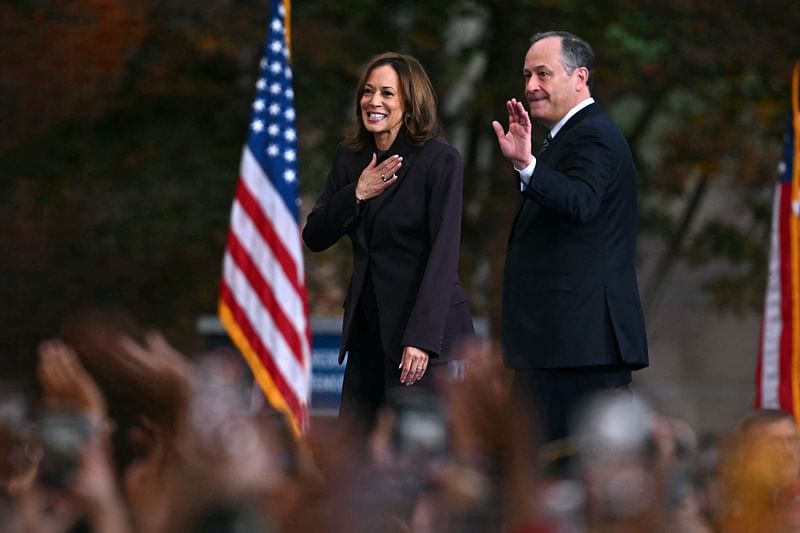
[303,132,473,365]
[502,103,649,369]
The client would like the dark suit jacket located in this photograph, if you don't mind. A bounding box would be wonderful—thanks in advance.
[303,132,473,365]
[502,103,648,369]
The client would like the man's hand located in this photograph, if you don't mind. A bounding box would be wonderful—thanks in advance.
[491,98,533,170]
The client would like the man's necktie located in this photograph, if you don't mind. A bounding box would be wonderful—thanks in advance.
[540,133,553,153]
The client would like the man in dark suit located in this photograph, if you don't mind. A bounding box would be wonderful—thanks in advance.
[491,31,649,444]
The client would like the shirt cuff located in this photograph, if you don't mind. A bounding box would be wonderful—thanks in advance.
[516,157,536,190]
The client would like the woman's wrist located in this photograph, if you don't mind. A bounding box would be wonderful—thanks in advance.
[355,187,366,202]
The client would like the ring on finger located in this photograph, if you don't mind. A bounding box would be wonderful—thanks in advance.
[380,174,388,182]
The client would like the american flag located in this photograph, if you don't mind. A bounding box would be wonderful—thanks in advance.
[756,61,800,418]
[218,0,310,436]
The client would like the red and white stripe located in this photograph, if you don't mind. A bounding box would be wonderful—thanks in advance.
[756,61,800,416]
[758,184,791,410]
[220,146,310,434]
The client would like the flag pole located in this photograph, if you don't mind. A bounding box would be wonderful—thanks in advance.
[284,0,292,53]
[791,60,800,419]
[219,0,310,439]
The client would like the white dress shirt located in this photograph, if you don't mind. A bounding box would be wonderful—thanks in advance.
[517,97,595,189]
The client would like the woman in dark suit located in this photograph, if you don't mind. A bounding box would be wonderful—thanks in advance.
[303,52,473,431]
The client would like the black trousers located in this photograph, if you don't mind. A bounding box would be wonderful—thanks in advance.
[338,279,442,435]
[339,347,446,435]
[511,365,632,445]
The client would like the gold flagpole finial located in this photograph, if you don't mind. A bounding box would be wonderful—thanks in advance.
[283,0,292,56]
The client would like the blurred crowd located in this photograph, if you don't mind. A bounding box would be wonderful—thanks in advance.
[0,311,799,533]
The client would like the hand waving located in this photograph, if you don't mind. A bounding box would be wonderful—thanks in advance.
[491,98,533,170]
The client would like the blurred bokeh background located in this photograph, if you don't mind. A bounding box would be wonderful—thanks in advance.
[2,0,800,433]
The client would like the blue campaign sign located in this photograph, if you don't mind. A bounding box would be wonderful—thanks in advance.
[196,315,345,417]
[306,316,346,416]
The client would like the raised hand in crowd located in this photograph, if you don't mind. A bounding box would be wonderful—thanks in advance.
[60,310,318,532]
[1,338,133,533]
[442,340,541,532]
[37,339,107,422]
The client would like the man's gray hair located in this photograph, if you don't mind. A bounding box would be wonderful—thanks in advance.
[531,31,595,89]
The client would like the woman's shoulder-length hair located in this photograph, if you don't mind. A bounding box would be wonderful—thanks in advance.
[343,52,440,152]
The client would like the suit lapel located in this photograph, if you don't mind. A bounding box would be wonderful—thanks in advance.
[349,148,374,249]
[364,132,420,231]
[547,103,600,151]
[508,103,601,242]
